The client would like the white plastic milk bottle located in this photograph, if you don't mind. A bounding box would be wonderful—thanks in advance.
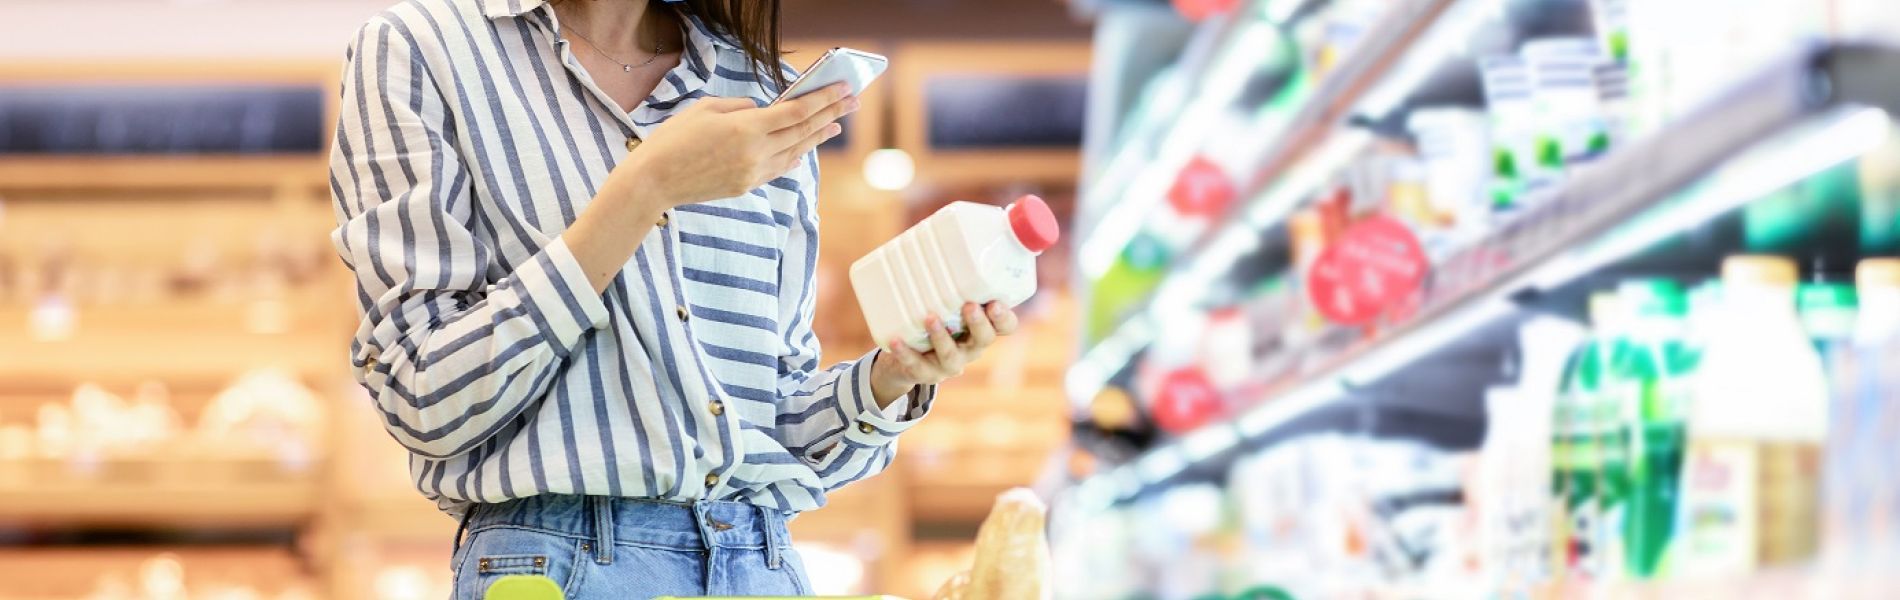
[850,195,1060,351]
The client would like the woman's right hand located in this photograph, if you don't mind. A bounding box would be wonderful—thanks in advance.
[621,82,858,210]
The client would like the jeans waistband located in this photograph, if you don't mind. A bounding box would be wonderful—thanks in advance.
[464,495,791,566]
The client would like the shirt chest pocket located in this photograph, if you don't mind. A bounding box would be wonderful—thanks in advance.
[673,195,786,301]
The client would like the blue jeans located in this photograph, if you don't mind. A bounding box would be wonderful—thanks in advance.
[450,495,813,599]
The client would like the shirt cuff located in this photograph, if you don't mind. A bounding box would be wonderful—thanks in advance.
[509,236,611,357]
[839,348,936,447]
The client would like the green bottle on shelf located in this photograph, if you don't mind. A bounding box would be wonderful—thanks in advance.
[1606,279,1696,580]
[1085,232,1173,342]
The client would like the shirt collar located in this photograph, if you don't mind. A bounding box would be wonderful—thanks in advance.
[478,0,545,20]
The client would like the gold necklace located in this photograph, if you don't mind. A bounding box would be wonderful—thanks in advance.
[564,22,664,72]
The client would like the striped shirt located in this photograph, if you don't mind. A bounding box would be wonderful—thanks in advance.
[329,0,932,516]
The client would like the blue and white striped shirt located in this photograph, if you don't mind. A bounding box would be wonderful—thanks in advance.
[329,0,932,516]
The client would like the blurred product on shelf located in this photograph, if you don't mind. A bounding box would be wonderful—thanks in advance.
[1475,317,1581,595]
[1821,259,1900,586]
[0,369,323,489]
[0,548,320,600]
[1678,256,1827,576]
[1052,434,1476,598]
[933,488,1052,600]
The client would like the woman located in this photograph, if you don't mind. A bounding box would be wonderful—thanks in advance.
[329,0,1017,596]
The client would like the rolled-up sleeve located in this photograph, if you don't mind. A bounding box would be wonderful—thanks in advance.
[767,154,936,491]
[330,18,607,460]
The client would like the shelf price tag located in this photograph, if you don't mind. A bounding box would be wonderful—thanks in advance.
[1306,216,1429,326]
[1168,156,1237,218]
[1152,367,1222,434]
[1171,0,1242,22]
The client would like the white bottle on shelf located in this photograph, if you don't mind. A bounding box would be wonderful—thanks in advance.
[850,195,1060,351]
[1678,255,1828,577]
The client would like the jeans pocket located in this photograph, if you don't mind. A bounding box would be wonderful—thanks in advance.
[780,545,814,596]
[454,527,588,599]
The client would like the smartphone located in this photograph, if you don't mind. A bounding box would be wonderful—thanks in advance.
[772,47,888,105]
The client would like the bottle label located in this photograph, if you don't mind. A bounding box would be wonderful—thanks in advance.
[1676,440,1759,576]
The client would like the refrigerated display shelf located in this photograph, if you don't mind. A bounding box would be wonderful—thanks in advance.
[1068,43,1900,505]
[1078,0,1455,280]
[1072,0,1463,402]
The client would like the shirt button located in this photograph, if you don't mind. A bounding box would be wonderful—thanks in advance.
[677,305,690,322]
[625,137,641,152]
[656,212,670,227]
[708,400,725,416]
[704,473,720,488]
[857,421,874,434]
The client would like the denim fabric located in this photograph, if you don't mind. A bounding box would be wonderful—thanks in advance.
[451,495,812,599]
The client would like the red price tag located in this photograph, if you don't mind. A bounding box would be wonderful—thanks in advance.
[1168,156,1237,218]
[1306,216,1430,326]
[1172,0,1242,22]
[1152,368,1223,434]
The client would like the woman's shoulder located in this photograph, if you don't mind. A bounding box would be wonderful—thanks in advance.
[355,0,482,49]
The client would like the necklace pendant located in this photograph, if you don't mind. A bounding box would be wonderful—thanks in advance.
[623,65,632,72]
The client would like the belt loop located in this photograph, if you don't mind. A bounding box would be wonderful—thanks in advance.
[760,505,784,570]
[691,501,715,551]
[590,497,614,565]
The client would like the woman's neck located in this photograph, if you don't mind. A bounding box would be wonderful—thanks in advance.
[555,0,681,55]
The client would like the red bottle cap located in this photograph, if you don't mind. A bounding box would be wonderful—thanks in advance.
[1007,195,1060,253]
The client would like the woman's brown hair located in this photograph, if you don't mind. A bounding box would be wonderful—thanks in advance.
[553,0,787,92]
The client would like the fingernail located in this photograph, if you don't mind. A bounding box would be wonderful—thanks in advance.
[846,97,861,110]
[827,123,843,137]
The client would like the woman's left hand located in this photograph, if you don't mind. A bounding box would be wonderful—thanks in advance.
[869,301,1020,406]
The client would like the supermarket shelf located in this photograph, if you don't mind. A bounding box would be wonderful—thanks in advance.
[1068,43,1900,506]
[0,156,328,191]
[0,476,321,527]
[1067,42,1900,407]
[1072,0,1459,400]
[0,300,350,385]
[1077,0,1456,283]
[0,546,316,599]
[1075,6,1251,238]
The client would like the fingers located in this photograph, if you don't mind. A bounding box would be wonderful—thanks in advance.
[986,302,1020,336]
[767,94,856,151]
[884,338,929,374]
[758,83,851,129]
[925,315,964,369]
[770,122,842,171]
[960,302,997,352]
